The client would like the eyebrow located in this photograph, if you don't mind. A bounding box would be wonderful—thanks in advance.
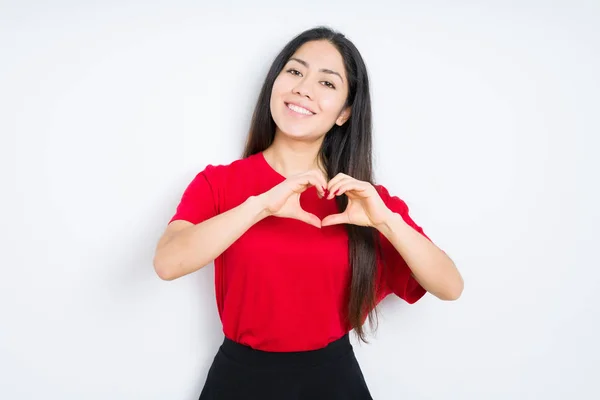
[288,57,344,84]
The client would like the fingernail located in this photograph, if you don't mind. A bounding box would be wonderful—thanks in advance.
[334,190,339,196]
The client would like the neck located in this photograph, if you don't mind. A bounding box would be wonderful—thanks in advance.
[263,131,326,178]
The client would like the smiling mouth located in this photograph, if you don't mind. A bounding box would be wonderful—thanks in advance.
[285,102,315,116]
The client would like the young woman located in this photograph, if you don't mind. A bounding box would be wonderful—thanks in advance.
[154,26,463,400]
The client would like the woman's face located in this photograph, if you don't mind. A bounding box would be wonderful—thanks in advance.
[270,40,351,141]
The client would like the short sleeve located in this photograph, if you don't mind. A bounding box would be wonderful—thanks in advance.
[376,185,429,304]
[169,165,219,225]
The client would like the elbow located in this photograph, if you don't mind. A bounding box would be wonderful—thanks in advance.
[437,258,464,301]
[153,252,209,281]
[441,276,464,301]
[153,255,179,281]
[442,287,463,301]
[155,268,177,281]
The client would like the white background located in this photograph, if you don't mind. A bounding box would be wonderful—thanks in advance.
[1,0,598,399]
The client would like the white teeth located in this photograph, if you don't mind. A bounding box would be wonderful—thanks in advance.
[287,103,314,115]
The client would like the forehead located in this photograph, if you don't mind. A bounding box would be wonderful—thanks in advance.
[290,40,346,78]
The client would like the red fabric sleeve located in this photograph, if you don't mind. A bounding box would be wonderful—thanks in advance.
[169,165,219,225]
[376,184,429,304]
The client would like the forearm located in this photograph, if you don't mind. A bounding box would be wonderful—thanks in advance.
[376,212,464,300]
[155,196,268,280]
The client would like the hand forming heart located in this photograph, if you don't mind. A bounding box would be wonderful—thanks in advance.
[259,170,392,229]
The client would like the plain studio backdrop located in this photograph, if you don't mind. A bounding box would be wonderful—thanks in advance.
[1,0,598,399]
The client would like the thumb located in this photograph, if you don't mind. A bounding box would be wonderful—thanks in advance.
[294,210,322,229]
[321,213,349,227]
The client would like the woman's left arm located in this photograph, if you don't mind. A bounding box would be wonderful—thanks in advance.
[375,212,464,301]
[323,173,464,301]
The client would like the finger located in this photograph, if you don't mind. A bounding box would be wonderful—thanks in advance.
[326,173,348,193]
[308,170,329,196]
[327,177,354,199]
[294,174,326,197]
[305,171,329,196]
[332,181,370,198]
[295,210,322,228]
[321,213,349,227]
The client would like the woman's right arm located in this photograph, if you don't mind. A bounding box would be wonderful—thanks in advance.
[153,195,268,281]
[153,170,327,281]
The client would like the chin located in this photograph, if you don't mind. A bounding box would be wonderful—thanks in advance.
[276,125,318,140]
[272,115,318,140]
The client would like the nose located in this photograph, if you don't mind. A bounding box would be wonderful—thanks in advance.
[292,79,312,99]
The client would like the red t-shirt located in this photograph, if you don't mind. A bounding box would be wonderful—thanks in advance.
[169,152,429,352]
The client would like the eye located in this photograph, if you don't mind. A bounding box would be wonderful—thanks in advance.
[321,81,336,89]
[287,69,302,77]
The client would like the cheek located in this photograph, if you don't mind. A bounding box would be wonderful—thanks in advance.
[272,74,293,96]
[318,94,346,116]
[270,77,287,110]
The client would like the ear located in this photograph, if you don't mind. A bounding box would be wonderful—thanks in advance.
[335,106,351,126]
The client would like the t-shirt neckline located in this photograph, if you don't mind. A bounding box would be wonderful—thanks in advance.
[257,151,287,182]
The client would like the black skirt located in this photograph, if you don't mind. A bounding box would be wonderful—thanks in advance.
[198,333,373,400]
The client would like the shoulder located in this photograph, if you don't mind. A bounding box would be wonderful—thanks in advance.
[373,183,409,215]
[374,182,429,239]
[195,153,259,185]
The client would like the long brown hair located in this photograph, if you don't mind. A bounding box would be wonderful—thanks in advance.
[242,26,380,342]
